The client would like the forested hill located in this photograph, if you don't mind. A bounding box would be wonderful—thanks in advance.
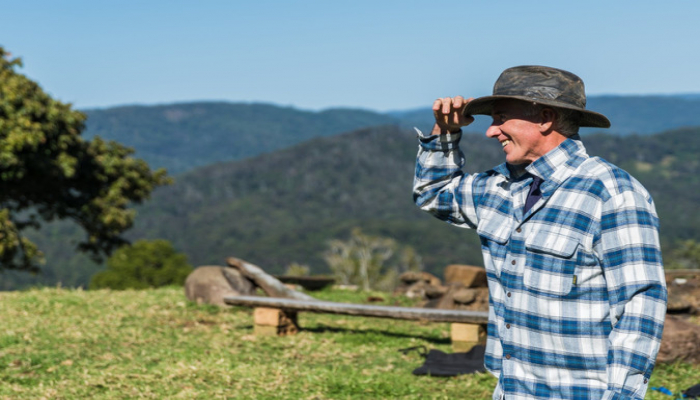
[125,125,700,277]
[82,102,396,174]
[82,95,700,175]
[10,124,697,291]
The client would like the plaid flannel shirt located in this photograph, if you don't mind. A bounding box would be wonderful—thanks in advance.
[413,131,666,400]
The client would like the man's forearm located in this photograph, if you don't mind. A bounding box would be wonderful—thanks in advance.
[413,128,480,229]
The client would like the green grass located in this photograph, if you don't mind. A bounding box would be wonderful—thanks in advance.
[0,287,697,399]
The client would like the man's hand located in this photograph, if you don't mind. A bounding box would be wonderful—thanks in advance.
[432,96,475,135]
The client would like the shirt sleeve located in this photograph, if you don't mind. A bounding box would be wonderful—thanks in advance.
[412,128,480,229]
[598,190,667,400]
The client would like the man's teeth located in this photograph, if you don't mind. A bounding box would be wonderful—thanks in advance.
[501,140,510,147]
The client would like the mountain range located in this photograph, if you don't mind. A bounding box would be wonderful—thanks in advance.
[82,95,700,175]
[6,125,699,290]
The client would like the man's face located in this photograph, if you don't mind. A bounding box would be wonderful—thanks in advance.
[485,99,549,166]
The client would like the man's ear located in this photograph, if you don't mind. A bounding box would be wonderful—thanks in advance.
[539,108,556,133]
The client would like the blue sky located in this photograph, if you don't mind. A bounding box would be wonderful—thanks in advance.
[2,0,699,112]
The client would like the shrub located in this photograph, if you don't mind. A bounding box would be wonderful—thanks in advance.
[89,239,192,290]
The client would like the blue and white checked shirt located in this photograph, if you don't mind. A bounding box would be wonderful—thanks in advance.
[413,131,667,400]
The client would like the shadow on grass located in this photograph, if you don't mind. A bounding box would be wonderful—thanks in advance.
[302,324,451,345]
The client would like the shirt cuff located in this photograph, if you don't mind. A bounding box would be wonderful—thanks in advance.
[415,127,462,151]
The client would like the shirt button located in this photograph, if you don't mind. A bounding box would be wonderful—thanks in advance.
[511,260,516,265]
[507,292,512,297]
[516,228,522,233]
[505,354,511,360]
[506,324,511,329]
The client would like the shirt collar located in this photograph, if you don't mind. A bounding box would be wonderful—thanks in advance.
[492,135,589,191]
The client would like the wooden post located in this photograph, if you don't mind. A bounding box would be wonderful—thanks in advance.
[253,307,299,336]
[451,323,487,352]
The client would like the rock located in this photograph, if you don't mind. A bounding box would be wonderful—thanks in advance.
[185,266,256,306]
[665,273,700,314]
[667,291,694,314]
[399,280,430,299]
[657,315,700,364]
[395,272,444,299]
[398,271,441,286]
[452,288,478,305]
[444,265,487,288]
[424,284,449,299]
[424,285,489,311]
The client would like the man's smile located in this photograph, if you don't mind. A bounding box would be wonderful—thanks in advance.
[501,139,511,148]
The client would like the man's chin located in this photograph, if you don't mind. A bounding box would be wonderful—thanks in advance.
[505,156,531,167]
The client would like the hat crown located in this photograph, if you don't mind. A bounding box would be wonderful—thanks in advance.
[462,65,611,128]
[493,66,587,109]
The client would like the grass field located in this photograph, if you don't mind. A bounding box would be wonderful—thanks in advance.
[1,286,698,399]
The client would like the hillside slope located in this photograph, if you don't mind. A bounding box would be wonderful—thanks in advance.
[7,126,699,290]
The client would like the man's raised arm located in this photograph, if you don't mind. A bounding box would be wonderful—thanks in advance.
[413,96,482,229]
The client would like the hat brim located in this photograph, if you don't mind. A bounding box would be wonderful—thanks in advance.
[463,95,611,128]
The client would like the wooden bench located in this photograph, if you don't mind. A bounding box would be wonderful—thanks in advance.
[224,295,489,351]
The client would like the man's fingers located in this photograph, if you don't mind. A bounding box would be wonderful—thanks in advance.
[438,97,450,114]
[433,96,474,131]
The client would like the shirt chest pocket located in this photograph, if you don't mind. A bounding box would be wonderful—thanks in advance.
[523,231,581,296]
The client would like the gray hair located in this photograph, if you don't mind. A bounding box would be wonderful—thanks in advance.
[523,103,580,137]
[553,107,580,137]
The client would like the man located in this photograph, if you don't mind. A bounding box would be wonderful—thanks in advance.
[413,66,666,400]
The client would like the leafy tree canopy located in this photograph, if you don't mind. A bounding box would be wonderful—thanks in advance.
[90,239,192,290]
[0,47,170,272]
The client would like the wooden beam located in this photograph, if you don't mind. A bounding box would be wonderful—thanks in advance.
[226,257,315,301]
[224,295,489,324]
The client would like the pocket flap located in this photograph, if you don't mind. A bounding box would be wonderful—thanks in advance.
[523,268,574,296]
[525,229,581,258]
[476,218,513,245]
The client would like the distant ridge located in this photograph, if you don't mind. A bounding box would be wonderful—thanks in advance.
[82,102,397,174]
[80,95,700,177]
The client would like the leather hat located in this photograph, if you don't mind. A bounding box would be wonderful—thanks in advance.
[463,65,611,128]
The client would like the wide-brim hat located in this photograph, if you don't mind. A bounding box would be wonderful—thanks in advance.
[463,65,611,128]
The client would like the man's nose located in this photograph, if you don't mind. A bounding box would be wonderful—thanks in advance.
[485,124,500,138]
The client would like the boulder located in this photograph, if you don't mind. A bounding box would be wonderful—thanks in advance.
[452,287,478,305]
[185,266,256,306]
[665,273,700,314]
[658,315,700,364]
[397,280,446,299]
[425,285,489,311]
[399,271,442,286]
[444,265,487,288]
[395,271,445,299]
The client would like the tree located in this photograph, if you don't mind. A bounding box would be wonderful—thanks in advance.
[89,239,192,290]
[0,47,170,272]
[323,228,423,291]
